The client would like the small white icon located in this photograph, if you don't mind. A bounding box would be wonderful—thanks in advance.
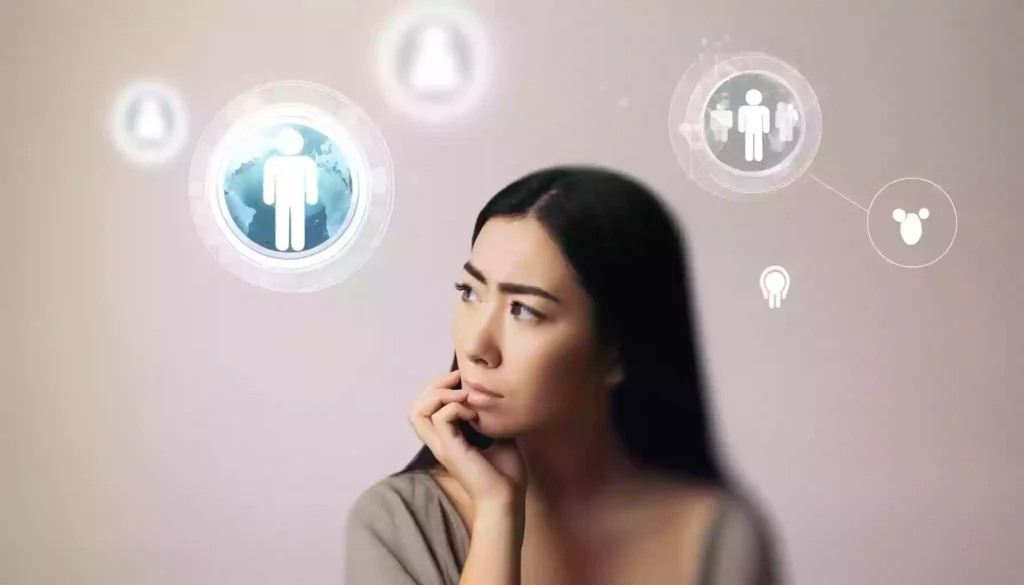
[702,84,805,159]
[709,98,734,143]
[111,81,189,167]
[376,3,493,123]
[892,207,929,246]
[738,89,770,162]
[775,102,799,143]
[133,97,168,142]
[760,265,790,309]
[408,24,464,95]
[768,102,799,152]
[262,128,319,252]
[672,53,823,198]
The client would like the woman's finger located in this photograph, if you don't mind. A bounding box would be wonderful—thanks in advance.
[409,388,466,454]
[407,370,469,465]
[411,402,474,465]
[412,387,468,418]
[430,402,478,440]
[426,369,461,391]
[409,410,443,455]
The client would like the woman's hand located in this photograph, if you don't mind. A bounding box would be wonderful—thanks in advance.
[409,370,527,508]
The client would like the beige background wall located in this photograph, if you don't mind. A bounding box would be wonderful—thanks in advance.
[1,0,1019,583]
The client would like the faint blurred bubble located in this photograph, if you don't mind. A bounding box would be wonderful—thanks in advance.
[374,1,495,124]
[110,79,189,168]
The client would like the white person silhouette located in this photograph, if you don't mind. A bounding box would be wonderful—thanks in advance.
[738,89,771,162]
[262,128,319,252]
[708,98,734,143]
[134,97,168,142]
[408,24,463,95]
[775,101,799,143]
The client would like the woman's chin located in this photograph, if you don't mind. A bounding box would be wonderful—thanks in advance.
[469,417,516,439]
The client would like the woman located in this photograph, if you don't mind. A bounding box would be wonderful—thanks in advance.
[344,166,781,584]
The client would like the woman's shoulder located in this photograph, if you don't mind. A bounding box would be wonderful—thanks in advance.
[347,470,446,525]
[701,489,781,585]
[344,470,469,584]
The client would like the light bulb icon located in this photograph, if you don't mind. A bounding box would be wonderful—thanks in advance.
[760,265,790,309]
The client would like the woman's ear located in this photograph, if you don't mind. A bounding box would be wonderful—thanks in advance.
[602,347,625,386]
[605,365,624,386]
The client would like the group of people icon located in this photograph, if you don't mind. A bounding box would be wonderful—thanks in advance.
[708,89,800,162]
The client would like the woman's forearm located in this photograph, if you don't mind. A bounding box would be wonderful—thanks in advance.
[459,502,524,585]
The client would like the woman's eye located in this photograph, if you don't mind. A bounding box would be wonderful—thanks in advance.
[454,282,477,302]
[511,301,542,321]
[455,282,543,322]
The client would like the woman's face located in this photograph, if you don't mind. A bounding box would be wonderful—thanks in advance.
[452,217,621,438]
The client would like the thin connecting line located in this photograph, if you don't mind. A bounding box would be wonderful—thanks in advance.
[808,174,868,212]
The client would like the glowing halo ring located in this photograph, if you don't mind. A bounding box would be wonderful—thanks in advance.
[668,52,822,199]
[188,81,394,292]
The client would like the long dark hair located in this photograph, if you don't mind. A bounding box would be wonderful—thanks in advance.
[396,165,730,487]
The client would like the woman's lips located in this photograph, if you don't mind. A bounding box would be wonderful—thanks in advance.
[464,381,503,407]
[465,381,503,397]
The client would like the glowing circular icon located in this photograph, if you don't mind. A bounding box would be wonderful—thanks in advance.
[188,81,394,292]
[374,0,495,124]
[111,80,189,167]
[669,52,822,199]
[866,177,957,268]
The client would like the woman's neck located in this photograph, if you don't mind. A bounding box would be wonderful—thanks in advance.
[516,411,650,514]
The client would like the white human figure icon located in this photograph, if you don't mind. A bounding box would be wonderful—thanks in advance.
[737,89,771,162]
[408,24,463,95]
[708,99,734,143]
[760,265,790,309]
[892,207,930,246]
[133,97,168,142]
[262,128,319,252]
[775,101,799,143]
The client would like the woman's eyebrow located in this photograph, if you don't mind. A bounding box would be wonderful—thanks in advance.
[463,261,561,303]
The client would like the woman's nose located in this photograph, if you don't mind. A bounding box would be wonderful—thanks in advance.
[463,310,502,368]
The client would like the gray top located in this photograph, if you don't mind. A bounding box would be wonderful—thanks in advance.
[344,470,775,585]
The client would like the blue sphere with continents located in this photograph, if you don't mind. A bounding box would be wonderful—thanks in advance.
[220,122,354,257]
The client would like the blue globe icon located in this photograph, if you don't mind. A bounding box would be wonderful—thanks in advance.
[219,122,354,257]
